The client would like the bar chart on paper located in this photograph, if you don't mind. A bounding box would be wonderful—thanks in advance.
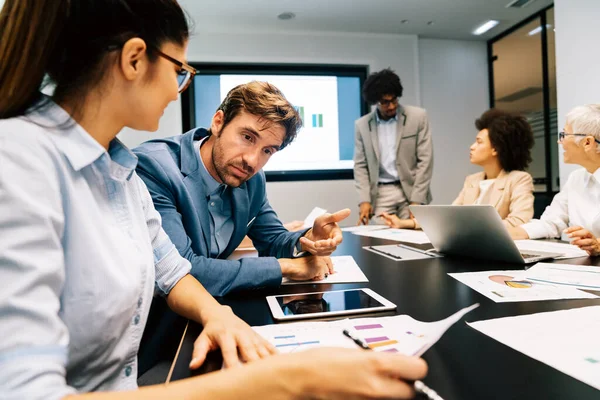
[253,305,478,357]
[257,323,355,354]
[271,335,320,352]
[351,322,429,355]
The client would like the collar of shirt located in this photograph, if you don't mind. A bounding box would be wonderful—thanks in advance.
[28,96,137,181]
[582,167,600,187]
[375,109,398,125]
[196,137,227,196]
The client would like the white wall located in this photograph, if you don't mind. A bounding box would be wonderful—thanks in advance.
[418,39,489,204]
[555,0,600,186]
[118,30,489,225]
[117,100,182,149]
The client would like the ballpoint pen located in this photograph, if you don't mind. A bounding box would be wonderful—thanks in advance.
[342,329,444,400]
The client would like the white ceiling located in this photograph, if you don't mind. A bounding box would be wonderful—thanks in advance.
[179,0,554,41]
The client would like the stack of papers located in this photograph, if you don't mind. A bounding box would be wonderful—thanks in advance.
[469,306,600,391]
[353,228,431,244]
[341,225,389,233]
[524,263,600,291]
[282,256,368,285]
[254,304,479,356]
[448,270,598,303]
[363,244,441,261]
[515,239,588,260]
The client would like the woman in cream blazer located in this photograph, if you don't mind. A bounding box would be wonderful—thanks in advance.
[453,169,533,227]
[381,109,535,229]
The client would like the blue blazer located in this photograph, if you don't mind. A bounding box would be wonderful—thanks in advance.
[134,128,306,296]
[133,128,306,374]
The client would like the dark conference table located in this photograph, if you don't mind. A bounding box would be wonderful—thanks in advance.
[168,233,600,400]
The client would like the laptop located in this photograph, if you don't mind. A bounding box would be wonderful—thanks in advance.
[410,205,563,264]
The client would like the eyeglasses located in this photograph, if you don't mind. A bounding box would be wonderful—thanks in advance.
[106,44,198,93]
[378,97,398,107]
[155,50,198,93]
[558,131,600,144]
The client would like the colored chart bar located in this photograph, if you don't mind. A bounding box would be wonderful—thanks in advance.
[365,336,389,343]
[312,114,317,127]
[384,348,399,353]
[368,340,399,349]
[354,324,383,330]
[318,114,323,127]
[275,340,320,348]
[274,335,295,339]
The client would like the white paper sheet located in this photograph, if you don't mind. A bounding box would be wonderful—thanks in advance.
[524,263,600,291]
[469,306,600,391]
[303,207,328,229]
[341,224,389,233]
[255,304,479,356]
[281,255,368,285]
[353,228,431,244]
[448,270,598,303]
[515,239,588,260]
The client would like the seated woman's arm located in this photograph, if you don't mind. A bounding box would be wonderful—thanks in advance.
[379,212,420,229]
[67,348,427,400]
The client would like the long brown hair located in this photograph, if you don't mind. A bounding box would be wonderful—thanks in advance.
[0,0,68,118]
[0,0,189,120]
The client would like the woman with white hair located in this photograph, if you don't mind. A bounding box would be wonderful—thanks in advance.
[510,104,600,256]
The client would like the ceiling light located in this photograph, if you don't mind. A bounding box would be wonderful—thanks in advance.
[528,24,552,36]
[277,12,296,21]
[473,20,499,35]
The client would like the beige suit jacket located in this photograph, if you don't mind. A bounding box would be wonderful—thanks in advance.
[453,170,534,227]
[353,105,433,208]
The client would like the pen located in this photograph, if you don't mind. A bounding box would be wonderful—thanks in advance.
[342,329,444,400]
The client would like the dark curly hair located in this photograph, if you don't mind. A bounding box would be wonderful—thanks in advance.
[475,109,534,172]
[362,68,403,105]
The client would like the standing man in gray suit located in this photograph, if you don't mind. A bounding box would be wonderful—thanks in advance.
[354,68,433,225]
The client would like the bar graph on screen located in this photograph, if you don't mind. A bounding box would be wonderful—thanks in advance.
[311,113,324,128]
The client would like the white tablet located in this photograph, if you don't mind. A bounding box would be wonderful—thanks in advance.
[266,288,396,321]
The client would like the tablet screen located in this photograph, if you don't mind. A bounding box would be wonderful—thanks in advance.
[275,289,385,316]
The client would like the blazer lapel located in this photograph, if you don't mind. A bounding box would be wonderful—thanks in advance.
[221,185,250,257]
[183,175,211,254]
[463,172,485,204]
[181,129,212,254]
[488,170,508,208]
[365,112,380,161]
[395,104,407,153]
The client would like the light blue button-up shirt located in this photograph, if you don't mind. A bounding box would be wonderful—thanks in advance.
[194,138,234,257]
[0,98,191,398]
[375,110,400,183]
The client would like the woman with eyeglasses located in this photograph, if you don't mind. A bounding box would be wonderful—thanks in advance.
[0,1,426,398]
[381,109,535,230]
[510,105,600,256]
